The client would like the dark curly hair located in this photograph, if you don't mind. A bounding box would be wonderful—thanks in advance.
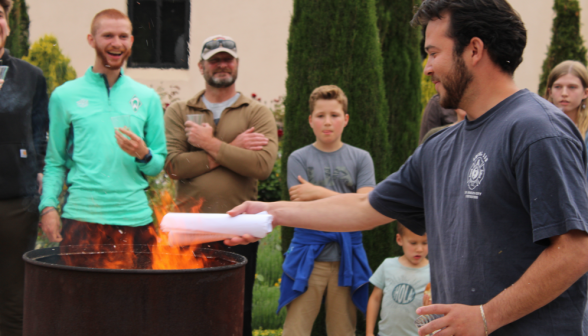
[0,0,12,15]
[412,0,527,75]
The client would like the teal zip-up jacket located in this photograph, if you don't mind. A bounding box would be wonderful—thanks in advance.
[39,67,167,226]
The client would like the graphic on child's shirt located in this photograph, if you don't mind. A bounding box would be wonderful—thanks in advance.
[391,283,416,305]
[307,166,354,188]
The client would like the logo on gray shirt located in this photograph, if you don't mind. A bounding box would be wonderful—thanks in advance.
[467,152,488,190]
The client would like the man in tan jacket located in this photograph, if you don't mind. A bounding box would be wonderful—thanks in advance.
[164,35,278,336]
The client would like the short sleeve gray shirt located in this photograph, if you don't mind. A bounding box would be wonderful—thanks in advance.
[288,144,376,261]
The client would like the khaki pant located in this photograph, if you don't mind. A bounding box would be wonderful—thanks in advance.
[283,261,356,336]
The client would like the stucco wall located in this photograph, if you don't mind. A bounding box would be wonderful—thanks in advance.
[25,0,588,102]
[26,0,292,104]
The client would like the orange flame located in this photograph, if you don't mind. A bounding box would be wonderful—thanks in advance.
[149,194,205,270]
[60,190,207,270]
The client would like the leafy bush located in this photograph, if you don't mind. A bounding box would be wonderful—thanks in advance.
[23,35,76,96]
[258,157,282,203]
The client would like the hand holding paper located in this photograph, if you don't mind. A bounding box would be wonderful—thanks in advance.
[160,212,273,246]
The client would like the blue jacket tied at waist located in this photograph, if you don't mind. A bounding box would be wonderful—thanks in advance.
[277,228,372,314]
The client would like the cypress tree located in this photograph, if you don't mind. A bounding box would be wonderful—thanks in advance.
[376,0,422,260]
[538,0,587,95]
[5,0,30,58]
[280,0,391,333]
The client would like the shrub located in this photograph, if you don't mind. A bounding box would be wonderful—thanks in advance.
[23,35,77,96]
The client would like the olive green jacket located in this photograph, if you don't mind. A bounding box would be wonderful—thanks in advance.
[164,90,278,213]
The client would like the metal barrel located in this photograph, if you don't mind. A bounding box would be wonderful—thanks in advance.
[23,246,246,336]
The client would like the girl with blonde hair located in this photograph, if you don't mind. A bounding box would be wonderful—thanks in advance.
[545,60,588,140]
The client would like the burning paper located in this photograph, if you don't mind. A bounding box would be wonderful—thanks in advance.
[160,212,273,246]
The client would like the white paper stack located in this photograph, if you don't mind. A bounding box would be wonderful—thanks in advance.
[160,212,273,246]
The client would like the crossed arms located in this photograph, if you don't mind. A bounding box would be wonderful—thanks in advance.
[164,103,278,180]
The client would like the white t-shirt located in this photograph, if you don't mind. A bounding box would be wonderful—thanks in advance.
[369,257,430,336]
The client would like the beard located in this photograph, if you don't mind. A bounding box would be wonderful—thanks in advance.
[203,65,238,88]
[438,55,473,109]
[96,47,132,71]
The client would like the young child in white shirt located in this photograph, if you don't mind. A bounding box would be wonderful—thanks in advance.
[366,223,430,336]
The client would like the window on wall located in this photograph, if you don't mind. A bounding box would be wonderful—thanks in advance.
[128,0,190,69]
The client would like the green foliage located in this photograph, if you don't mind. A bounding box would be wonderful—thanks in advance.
[252,329,283,336]
[23,35,77,96]
[281,0,391,255]
[252,227,287,330]
[258,96,286,203]
[5,0,30,58]
[376,0,422,262]
[538,0,587,95]
[258,157,282,202]
[421,56,437,114]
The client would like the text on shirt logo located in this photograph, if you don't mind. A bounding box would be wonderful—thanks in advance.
[466,152,488,195]
[77,99,89,108]
[391,283,416,305]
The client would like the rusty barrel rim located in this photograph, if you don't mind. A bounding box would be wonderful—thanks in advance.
[23,245,248,274]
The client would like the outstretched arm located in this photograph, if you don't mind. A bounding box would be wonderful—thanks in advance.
[229,193,391,232]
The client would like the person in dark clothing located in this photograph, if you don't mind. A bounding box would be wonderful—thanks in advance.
[419,94,457,142]
[0,1,49,335]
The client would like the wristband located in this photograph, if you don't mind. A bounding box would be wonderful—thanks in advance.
[41,207,56,217]
[136,149,152,163]
[480,305,488,336]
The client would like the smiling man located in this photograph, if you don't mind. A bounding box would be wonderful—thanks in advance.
[227,1,588,335]
[164,35,278,336]
[39,9,166,249]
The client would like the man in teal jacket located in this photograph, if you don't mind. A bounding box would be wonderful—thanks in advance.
[39,9,166,246]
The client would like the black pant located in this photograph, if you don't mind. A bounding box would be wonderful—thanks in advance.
[209,241,259,336]
[0,196,39,336]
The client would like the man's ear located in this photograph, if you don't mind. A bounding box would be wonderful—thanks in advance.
[198,60,204,75]
[87,34,95,48]
[468,37,485,67]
